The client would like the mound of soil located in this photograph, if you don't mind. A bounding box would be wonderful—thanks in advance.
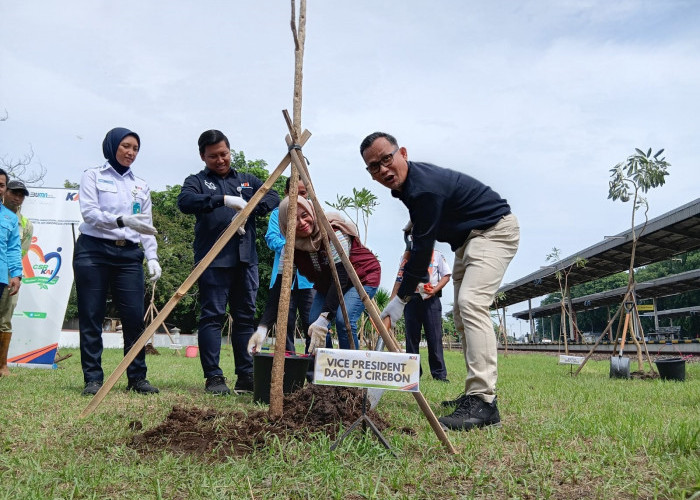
[130,385,389,460]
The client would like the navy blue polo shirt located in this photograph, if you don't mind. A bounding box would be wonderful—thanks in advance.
[177,167,279,267]
[393,161,510,298]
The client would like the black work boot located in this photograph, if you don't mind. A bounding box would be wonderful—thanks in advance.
[82,380,103,396]
[438,395,501,431]
[205,375,231,395]
[233,374,254,394]
[126,379,160,394]
[441,392,467,407]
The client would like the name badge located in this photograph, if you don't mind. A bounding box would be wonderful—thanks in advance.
[132,201,141,214]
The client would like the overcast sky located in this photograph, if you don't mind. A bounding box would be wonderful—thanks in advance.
[2,1,699,331]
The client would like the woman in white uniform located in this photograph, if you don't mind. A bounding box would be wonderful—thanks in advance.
[74,127,161,396]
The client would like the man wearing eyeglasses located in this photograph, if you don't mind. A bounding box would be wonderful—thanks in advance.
[360,131,519,432]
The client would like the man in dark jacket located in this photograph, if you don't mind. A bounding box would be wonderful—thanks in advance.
[178,130,279,395]
[360,131,519,431]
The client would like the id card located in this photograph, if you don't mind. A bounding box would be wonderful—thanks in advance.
[132,201,141,214]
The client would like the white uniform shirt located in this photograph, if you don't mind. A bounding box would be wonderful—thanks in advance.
[395,249,452,299]
[78,162,158,261]
[425,250,451,288]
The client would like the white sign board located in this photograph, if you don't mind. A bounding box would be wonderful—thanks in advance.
[559,355,585,365]
[8,188,82,367]
[313,348,420,391]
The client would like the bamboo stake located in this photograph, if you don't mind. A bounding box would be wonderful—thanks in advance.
[282,111,456,454]
[79,130,311,419]
[269,163,298,419]
[270,0,308,418]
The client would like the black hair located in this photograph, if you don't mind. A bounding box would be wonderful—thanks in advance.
[198,130,230,155]
[0,168,8,185]
[284,177,291,193]
[360,132,398,156]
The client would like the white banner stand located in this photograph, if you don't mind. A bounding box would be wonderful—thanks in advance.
[8,188,81,369]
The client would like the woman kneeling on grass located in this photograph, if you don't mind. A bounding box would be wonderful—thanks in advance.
[248,196,380,356]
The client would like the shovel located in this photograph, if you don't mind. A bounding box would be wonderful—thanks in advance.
[610,309,631,379]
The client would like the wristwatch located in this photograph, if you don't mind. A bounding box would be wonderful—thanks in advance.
[116,216,125,228]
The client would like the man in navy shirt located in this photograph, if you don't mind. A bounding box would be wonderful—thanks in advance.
[360,132,519,431]
[178,130,279,395]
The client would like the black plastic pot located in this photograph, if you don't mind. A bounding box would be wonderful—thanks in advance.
[253,352,310,404]
[654,357,686,381]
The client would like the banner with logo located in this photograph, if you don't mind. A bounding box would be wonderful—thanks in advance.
[8,188,81,367]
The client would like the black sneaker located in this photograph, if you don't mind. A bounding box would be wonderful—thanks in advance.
[205,375,231,396]
[441,392,467,407]
[233,374,254,394]
[434,377,450,383]
[438,395,501,431]
[82,380,102,396]
[126,379,160,394]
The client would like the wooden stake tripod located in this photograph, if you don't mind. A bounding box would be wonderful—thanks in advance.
[282,111,456,454]
[574,285,657,376]
[143,283,179,352]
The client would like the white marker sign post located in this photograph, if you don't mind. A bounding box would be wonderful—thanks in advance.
[559,354,585,375]
[314,348,420,453]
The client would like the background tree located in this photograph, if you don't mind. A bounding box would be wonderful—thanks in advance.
[608,147,670,283]
[544,247,587,351]
[0,111,46,184]
[357,287,390,349]
[232,150,287,319]
[325,187,378,244]
[149,185,198,332]
[608,147,670,371]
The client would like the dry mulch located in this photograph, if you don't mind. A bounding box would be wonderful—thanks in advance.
[130,385,389,460]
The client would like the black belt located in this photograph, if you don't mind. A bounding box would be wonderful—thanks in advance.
[83,234,138,248]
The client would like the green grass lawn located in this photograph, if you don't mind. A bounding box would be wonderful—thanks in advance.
[1,347,698,499]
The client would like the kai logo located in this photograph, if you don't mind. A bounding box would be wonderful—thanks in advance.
[65,192,79,201]
[23,236,62,289]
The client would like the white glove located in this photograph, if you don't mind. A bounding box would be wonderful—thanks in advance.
[308,314,330,354]
[247,326,268,354]
[147,259,162,282]
[121,214,157,235]
[232,214,247,236]
[224,195,247,211]
[380,296,408,328]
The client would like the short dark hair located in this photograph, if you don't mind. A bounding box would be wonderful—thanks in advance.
[198,130,230,155]
[0,168,8,185]
[360,132,398,156]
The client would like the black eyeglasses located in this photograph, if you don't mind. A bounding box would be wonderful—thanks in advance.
[365,147,399,175]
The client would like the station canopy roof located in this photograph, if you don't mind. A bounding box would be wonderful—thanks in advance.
[512,269,700,320]
[497,198,700,308]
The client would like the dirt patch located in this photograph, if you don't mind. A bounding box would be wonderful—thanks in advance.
[130,385,389,460]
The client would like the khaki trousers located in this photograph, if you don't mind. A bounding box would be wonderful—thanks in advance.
[0,283,19,332]
[452,214,519,403]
